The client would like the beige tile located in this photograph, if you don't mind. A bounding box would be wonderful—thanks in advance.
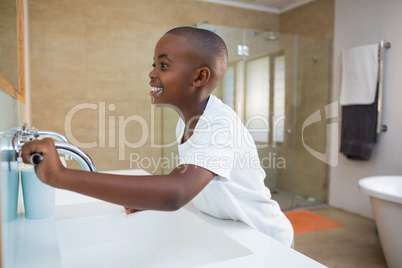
[280,0,335,40]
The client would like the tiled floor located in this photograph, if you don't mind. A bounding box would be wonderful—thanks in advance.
[294,206,387,268]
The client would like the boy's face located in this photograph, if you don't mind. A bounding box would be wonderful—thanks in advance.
[149,34,199,107]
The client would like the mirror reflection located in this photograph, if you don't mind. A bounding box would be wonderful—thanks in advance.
[0,0,19,91]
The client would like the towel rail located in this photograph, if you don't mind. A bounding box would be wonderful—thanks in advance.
[377,40,391,133]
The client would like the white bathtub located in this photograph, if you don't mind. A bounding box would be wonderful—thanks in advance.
[359,176,402,268]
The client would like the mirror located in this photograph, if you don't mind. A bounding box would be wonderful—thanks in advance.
[0,0,25,102]
[0,0,19,90]
[0,0,26,265]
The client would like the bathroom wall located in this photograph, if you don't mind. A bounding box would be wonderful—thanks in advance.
[27,0,279,173]
[329,0,402,218]
[280,0,334,39]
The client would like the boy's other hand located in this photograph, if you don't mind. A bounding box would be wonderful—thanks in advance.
[125,207,143,214]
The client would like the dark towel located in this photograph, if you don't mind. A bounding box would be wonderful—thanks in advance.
[340,88,378,160]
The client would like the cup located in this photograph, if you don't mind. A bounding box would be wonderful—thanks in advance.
[1,168,19,222]
[21,166,55,219]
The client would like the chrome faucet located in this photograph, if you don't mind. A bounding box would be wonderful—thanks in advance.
[37,130,69,142]
[53,141,96,171]
[35,130,72,160]
[4,124,97,172]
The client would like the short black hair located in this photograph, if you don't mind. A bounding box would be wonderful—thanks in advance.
[166,26,228,86]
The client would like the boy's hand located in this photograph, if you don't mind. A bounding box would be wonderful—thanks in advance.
[21,138,65,187]
[125,207,143,214]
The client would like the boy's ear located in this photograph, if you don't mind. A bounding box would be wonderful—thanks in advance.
[193,67,211,88]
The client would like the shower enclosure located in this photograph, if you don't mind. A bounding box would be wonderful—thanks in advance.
[161,23,332,210]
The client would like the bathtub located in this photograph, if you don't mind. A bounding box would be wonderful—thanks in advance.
[359,176,402,268]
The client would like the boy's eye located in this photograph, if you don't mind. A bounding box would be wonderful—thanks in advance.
[151,62,168,69]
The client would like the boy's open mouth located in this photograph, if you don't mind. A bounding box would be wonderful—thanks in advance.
[150,86,163,97]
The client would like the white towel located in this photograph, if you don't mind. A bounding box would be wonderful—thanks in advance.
[340,43,379,105]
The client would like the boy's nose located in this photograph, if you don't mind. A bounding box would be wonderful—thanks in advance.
[149,69,157,79]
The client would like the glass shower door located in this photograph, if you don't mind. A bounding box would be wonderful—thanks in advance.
[195,24,298,210]
[204,26,298,210]
[242,30,297,210]
[190,23,331,210]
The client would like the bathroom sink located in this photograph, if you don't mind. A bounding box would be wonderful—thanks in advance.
[55,207,252,268]
[49,170,325,267]
[54,169,252,267]
[12,169,325,268]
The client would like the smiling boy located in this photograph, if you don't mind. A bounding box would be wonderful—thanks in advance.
[22,26,294,247]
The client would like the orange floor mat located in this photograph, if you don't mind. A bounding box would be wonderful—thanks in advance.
[284,210,342,234]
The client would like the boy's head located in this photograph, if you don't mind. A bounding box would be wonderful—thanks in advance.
[165,26,228,86]
[149,26,228,107]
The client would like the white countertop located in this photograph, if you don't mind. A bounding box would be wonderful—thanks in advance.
[3,169,326,268]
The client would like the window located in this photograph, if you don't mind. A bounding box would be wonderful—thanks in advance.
[245,57,270,144]
[273,55,285,144]
[223,65,235,109]
[244,54,286,146]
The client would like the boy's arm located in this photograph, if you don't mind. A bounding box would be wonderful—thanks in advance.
[21,139,214,211]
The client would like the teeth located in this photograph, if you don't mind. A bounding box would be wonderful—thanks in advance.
[151,86,162,92]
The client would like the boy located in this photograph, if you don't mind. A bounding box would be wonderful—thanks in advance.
[22,26,294,247]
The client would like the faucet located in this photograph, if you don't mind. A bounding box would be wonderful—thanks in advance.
[53,141,96,171]
[30,128,72,161]
[5,124,97,172]
[37,130,68,142]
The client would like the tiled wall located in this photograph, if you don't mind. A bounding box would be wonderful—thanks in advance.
[280,0,334,39]
[27,0,279,173]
